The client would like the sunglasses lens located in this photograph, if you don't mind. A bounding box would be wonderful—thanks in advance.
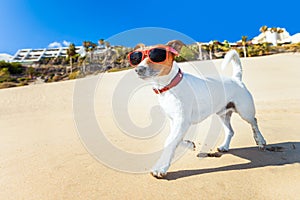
[149,48,167,63]
[129,51,143,65]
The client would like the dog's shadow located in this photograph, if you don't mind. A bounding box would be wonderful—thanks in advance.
[166,142,300,180]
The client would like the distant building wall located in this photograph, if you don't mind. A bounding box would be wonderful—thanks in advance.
[10,46,86,63]
[0,54,13,62]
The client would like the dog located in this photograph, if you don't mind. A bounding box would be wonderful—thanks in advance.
[128,40,266,178]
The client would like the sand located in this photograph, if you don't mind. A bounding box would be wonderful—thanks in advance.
[0,53,299,200]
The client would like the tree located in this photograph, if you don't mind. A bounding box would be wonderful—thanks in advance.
[270,27,278,33]
[66,43,77,73]
[83,41,91,53]
[98,39,105,47]
[105,41,111,49]
[277,28,284,34]
[223,40,230,48]
[259,25,268,34]
[0,61,24,75]
[82,41,97,60]
[26,67,36,79]
[180,46,197,61]
[90,42,97,51]
[270,27,283,46]
[241,35,248,57]
[196,42,203,60]
[259,25,268,43]
[208,41,214,60]
[82,41,98,72]
[82,41,97,54]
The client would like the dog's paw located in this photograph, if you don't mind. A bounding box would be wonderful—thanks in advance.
[150,170,167,179]
[257,139,266,151]
[217,146,229,152]
[151,163,169,179]
[258,144,266,151]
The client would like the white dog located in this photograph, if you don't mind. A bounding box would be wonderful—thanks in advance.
[127,40,266,178]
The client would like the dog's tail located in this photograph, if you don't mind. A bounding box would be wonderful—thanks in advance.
[221,50,242,82]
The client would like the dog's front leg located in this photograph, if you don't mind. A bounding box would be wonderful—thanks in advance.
[151,117,191,178]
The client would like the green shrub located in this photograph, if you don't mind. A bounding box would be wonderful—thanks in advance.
[17,77,30,82]
[0,68,10,76]
[174,46,198,62]
[0,82,17,89]
[68,71,80,79]
[52,74,62,82]
[180,46,197,61]
[8,63,24,74]
[17,82,29,87]
[0,61,24,75]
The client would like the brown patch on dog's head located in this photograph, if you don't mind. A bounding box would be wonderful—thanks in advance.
[151,40,185,76]
[166,40,185,54]
[134,43,146,50]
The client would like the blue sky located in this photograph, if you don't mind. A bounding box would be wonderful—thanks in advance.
[0,0,299,55]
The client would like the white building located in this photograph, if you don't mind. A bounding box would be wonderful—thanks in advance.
[10,46,86,63]
[0,53,12,62]
[251,28,300,45]
[290,33,300,43]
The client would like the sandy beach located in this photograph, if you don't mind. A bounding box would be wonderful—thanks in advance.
[0,53,299,199]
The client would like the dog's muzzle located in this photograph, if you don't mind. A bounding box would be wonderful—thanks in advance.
[135,65,160,79]
[135,66,147,76]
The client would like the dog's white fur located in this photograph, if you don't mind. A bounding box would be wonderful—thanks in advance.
[134,44,266,178]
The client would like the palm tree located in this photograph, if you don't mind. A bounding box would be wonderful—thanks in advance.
[259,25,268,43]
[66,43,77,73]
[89,42,97,61]
[259,25,268,34]
[98,39,105,47]
[270,27,280,46]
[277,28,284,44]
[277,28,284,34]
[81,41,98,72]
[223,40,230,48]
[82,41,90,73]
[196,42,203,60]
[82,41,91,53]
[82,41,97,61]
[270,27,278,33]
[105,41,111,49]
[241,36,248,57]
[26,67,35,79]
[208,41,214,60]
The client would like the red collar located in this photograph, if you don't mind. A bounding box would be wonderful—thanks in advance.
[153,69,183,94]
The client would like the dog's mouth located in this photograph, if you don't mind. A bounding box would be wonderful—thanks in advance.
[137,75,151,80]
[137,74,158,80]
[135,67,161,80]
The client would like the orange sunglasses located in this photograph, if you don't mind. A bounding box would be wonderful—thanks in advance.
[127,46,178,66]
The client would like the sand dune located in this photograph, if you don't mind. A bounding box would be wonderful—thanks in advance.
[0,53,299,199]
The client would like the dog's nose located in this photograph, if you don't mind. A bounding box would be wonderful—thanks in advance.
[135,66,146,75]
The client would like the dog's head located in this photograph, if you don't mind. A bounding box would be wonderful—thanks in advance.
[128,40,184,80]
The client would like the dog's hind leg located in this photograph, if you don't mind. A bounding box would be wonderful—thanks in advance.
[217,111,234,152]
[246,117,266,150]
[235,99,266,150]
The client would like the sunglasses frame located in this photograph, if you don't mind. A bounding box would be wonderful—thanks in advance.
[128,46,179,67]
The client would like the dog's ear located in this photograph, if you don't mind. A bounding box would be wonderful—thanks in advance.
[134,43,145,50]
[166,40,185,53]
